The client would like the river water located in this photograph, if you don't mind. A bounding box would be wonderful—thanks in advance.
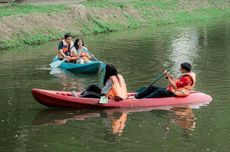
[0,19,230,152]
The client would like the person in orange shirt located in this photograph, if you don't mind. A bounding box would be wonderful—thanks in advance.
[79,64,128,101]
[135,62,196,98]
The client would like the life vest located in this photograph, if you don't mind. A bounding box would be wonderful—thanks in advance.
[68,57,78,61]
[78,47,90,58]
[169,72,196,97]
[106,74,128,100]
[61,40,73,54]
[80,51,87,57]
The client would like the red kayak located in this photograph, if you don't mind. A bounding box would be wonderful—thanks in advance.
[32,88,212,109]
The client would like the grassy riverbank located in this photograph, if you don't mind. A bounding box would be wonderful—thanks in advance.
[0,0,230,49]
[0,3,66,17]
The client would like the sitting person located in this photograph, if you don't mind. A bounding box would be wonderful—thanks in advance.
[79,64,128,101]
[57,33,74,61]
[70,38,94,64]
[135,62,196,99]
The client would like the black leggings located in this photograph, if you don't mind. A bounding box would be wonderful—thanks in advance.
[80,84,102,98]
[135,85,174,99]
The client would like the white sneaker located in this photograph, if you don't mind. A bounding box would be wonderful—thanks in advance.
[71,91,78,97]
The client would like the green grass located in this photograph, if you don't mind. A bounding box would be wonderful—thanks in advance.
[1,0,230,49]
[84,0,179,9]
[84,0,123,8]
[83,0,230,26]
[0,29,64,49]
[0,3,66,17]
[90,15,140,34]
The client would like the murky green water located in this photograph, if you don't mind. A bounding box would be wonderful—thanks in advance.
[0,19,230,152]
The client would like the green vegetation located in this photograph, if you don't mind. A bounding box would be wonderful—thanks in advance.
[84,0,230,24]
[83,0,230,34]
[0,0,230,49]
[0,29,64,48]
[84,0,179,9]
[0,3,66,17]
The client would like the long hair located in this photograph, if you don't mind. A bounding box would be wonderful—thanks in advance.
[74,38,84,49]
[103,64,118,85]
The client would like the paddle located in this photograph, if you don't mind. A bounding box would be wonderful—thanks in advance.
[85,49,99,61]
[85,49,106,73]
[50,58,67,69]
[136,69,171,93]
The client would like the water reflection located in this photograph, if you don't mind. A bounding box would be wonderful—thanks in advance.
[167,28,199,76]
[50,68,85,91]
[171,106,196,131]
[32,109,100,126]
[164,106,196,139]
[32,109,128,136]
[32,105,200,137]
[106,112,128,136]
[49,65,106,91]
[49,67,105,91]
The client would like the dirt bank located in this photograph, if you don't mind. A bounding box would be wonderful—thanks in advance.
[0,4,143,48]
[0,0,229,49]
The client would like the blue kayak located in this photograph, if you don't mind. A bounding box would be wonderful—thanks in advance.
[51,56,104,73]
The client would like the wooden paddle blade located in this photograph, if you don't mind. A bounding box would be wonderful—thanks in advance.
[50,60,62,69]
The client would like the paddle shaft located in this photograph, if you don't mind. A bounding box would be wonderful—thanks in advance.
[149,69,170,86]
[136,69,170,93]
[85,49,99,61]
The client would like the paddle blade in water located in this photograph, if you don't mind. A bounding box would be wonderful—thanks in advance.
[50,60,63,69]
[50,58,67,69]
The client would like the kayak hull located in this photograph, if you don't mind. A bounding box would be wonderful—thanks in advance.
[32,88,212,109]
[51,56,102,73]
